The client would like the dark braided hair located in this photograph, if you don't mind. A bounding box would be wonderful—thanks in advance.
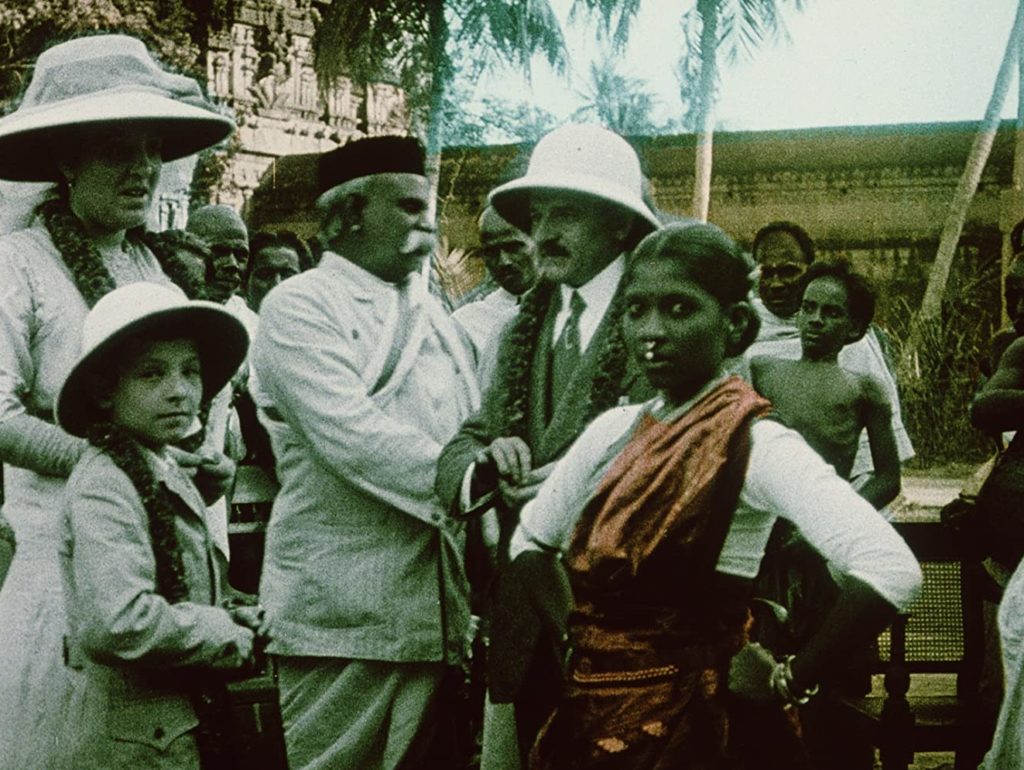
[85,422,189,604]
[628,222,761,358]
[497,279,632,438]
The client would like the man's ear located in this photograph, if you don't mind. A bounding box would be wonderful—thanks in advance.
[847,320,869,345]
[724,301,759,357]
[341,193,366,234]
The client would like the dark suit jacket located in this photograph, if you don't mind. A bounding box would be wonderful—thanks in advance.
[435,280,654,516]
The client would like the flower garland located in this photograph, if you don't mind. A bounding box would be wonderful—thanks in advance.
[497,280,633,439]
[39,197,118,308]
[86,422,189,604]
[499,281,555,438]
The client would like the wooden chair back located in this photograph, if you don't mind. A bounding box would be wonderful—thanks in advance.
[844,520,987,770]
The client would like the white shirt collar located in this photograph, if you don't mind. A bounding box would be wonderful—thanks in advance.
[319,250,426,304]
[553,254,625,351]
[752,295,799,342]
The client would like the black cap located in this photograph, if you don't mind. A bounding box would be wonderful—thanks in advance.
[317,135,426,195]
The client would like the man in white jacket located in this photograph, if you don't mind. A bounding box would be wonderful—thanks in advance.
[252,136,480,769]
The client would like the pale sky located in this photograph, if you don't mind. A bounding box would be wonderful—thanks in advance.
[477,0,1022,132]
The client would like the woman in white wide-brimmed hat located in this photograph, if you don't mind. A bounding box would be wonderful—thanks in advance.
[0,33,234,767]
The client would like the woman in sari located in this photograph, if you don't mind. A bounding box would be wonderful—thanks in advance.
[504,223,922,768]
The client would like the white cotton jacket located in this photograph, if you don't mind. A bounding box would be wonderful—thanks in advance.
[252,253,480,664]
[59,446,251,763]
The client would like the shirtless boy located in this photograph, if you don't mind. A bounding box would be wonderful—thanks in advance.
[751,260,902,769]
[751,260,900,508]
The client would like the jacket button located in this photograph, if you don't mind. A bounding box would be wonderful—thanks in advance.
[154,727,165,740]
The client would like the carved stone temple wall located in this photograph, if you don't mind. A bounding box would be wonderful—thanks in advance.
[202,0,410,211]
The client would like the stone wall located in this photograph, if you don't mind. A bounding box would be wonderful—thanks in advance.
[203,0,410,212]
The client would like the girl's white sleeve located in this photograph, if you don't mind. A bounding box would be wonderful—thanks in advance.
[740,419,922,611]
[510,406,640,559]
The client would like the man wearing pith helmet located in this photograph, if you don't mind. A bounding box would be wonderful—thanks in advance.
[436,123,661,764]
[251,135,480,769]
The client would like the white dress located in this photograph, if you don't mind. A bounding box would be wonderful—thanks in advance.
[0,220,168,769]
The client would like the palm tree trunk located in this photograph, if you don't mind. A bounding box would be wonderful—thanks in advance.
[919,0,1024,322]
[692,0,720,222]
[424,0,449,218]
[1009,22,1024,324]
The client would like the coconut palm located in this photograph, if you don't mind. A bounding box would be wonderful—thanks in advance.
[311,0,568,181]
[918,0,1024,323]
[572,57,664,136]
[679,0,805,221]
[572,0,805,220]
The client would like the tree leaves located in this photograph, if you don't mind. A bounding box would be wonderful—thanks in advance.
[0,0,201,109]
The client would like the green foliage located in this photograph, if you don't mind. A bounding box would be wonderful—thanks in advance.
[677,0,805,130]
[311,0,568,151]
[189,131,242,208]
[0,0,202,109]
[459,0,566,77]
[887,251,1000,466]
[569,0,643,50]
[444,87,559,146]
[572,57,674,136]
[311,1,432,93]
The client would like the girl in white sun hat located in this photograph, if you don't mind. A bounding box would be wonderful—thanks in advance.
[0,34,234,767]
[55,282,260,769]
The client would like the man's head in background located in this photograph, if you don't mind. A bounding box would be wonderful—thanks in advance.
[477,205,537,296]
[187,204,249,303]
[752,220,816,319]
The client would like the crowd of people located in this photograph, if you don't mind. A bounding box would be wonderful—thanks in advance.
[0,31,1020,770]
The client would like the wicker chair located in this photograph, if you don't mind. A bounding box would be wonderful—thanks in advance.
[842,520,987,770]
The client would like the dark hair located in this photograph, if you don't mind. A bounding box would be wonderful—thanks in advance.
[246,230,314,278]
[88,326,204,412]
[1011,218,1024,256]
[752,221,816,265]
[143,229,210,299]
[799,259,876,334]
[627,222,761,355]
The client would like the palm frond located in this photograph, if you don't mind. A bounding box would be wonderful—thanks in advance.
[569,0,643,50]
